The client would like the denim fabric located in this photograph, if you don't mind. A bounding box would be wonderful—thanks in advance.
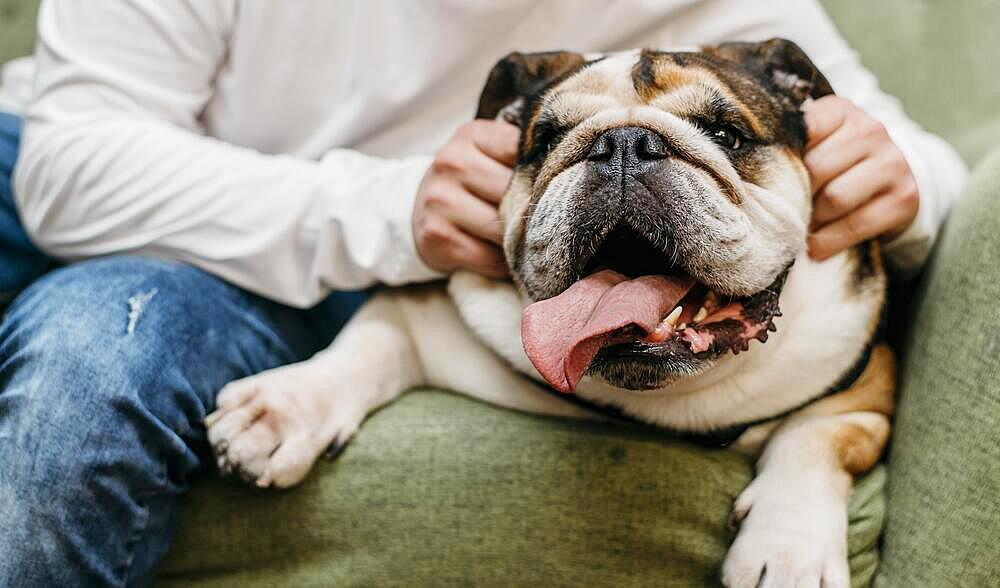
[0,112,51,306]
[0,255,367,586]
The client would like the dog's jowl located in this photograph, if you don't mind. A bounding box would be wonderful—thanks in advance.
[206,39,895,588]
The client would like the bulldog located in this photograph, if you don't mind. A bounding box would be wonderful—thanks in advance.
[205,39,895,587]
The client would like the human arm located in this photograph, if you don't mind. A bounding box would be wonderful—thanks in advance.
[13,0,443,307]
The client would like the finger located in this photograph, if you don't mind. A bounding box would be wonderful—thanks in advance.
[459,148,515,204]
[803,96,852,149]
[811,156,896,227]
[471,120,520,166]
[804,126,871,194]
[450,229,509,278]
[444,189,504,245]
[808,191,913,261]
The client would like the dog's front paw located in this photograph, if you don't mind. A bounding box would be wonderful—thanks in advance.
[721,476,850,588]
[205,362,363,489]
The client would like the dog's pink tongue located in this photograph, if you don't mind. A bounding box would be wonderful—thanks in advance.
[521,269,695,393]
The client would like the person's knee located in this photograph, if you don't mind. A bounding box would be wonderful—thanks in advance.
[0,257,288,582]
[0,257,286,461]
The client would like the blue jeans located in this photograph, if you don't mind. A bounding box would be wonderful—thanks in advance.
[0,115,368,585]
[0,112,50,305]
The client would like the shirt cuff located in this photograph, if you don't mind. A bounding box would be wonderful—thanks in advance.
[378,154,446,285]
[879,128,939,278]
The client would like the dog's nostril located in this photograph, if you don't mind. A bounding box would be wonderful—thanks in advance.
[586,133,615,162]
[635,132,667,161]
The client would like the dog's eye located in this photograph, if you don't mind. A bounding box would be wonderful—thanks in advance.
[532,121,565,156]
[708,125,743,150]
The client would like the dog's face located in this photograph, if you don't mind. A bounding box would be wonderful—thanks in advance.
[480,40,834,392]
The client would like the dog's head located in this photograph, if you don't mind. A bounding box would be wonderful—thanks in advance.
[479,40,833,393]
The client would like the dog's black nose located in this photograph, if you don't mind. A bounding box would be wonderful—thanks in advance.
[586,126,668,171]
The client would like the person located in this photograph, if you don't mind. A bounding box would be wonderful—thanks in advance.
[0,0,967,585]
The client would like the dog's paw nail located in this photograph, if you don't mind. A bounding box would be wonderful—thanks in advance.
[324,439,351,460]
[727,507,749,531]
[236,466,258,485]
[220,459,237,476]
[256,470,273,488]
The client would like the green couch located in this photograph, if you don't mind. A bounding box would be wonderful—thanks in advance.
[2,1,997,586]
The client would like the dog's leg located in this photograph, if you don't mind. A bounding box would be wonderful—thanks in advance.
[722,345,895,587]
[205,292,423,488]
[721,409,891,588]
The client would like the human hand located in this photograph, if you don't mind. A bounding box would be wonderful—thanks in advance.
[803,96,919,260]
[412,120,519,278]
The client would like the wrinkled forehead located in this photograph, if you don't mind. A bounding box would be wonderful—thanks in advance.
[538,49,779,139]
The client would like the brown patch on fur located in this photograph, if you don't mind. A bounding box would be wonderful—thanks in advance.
[735,335,895,460]
[798,344,897,419]
[632,50,707,101]
[521,108,544,156]
[633,50,770,140]
[832,421,889,475]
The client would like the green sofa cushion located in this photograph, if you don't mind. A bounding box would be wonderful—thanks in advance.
[0,0,39,65]
[875,146,1000,588]
[822,0,1000,165]
[159,391,886,587]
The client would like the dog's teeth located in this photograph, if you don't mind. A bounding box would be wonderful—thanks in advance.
[664,306,682,327]
[693,306,708,323]
[705,291,719,309]
[677,322,687,331]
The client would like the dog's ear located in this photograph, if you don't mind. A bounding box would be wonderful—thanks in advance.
[710,38,834,105]
[476,51,586,123]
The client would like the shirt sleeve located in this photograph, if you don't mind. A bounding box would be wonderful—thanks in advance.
[13,0,442,308]
[737,0,969,276]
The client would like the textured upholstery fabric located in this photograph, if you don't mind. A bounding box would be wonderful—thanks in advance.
[0,1,997,586]
[0,0,39,65]
[821,0,1000,165]
[157,392,886,587]
[874,146,1000,587]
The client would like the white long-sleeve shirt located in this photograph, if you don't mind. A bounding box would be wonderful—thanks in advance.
[8,0,967,307]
